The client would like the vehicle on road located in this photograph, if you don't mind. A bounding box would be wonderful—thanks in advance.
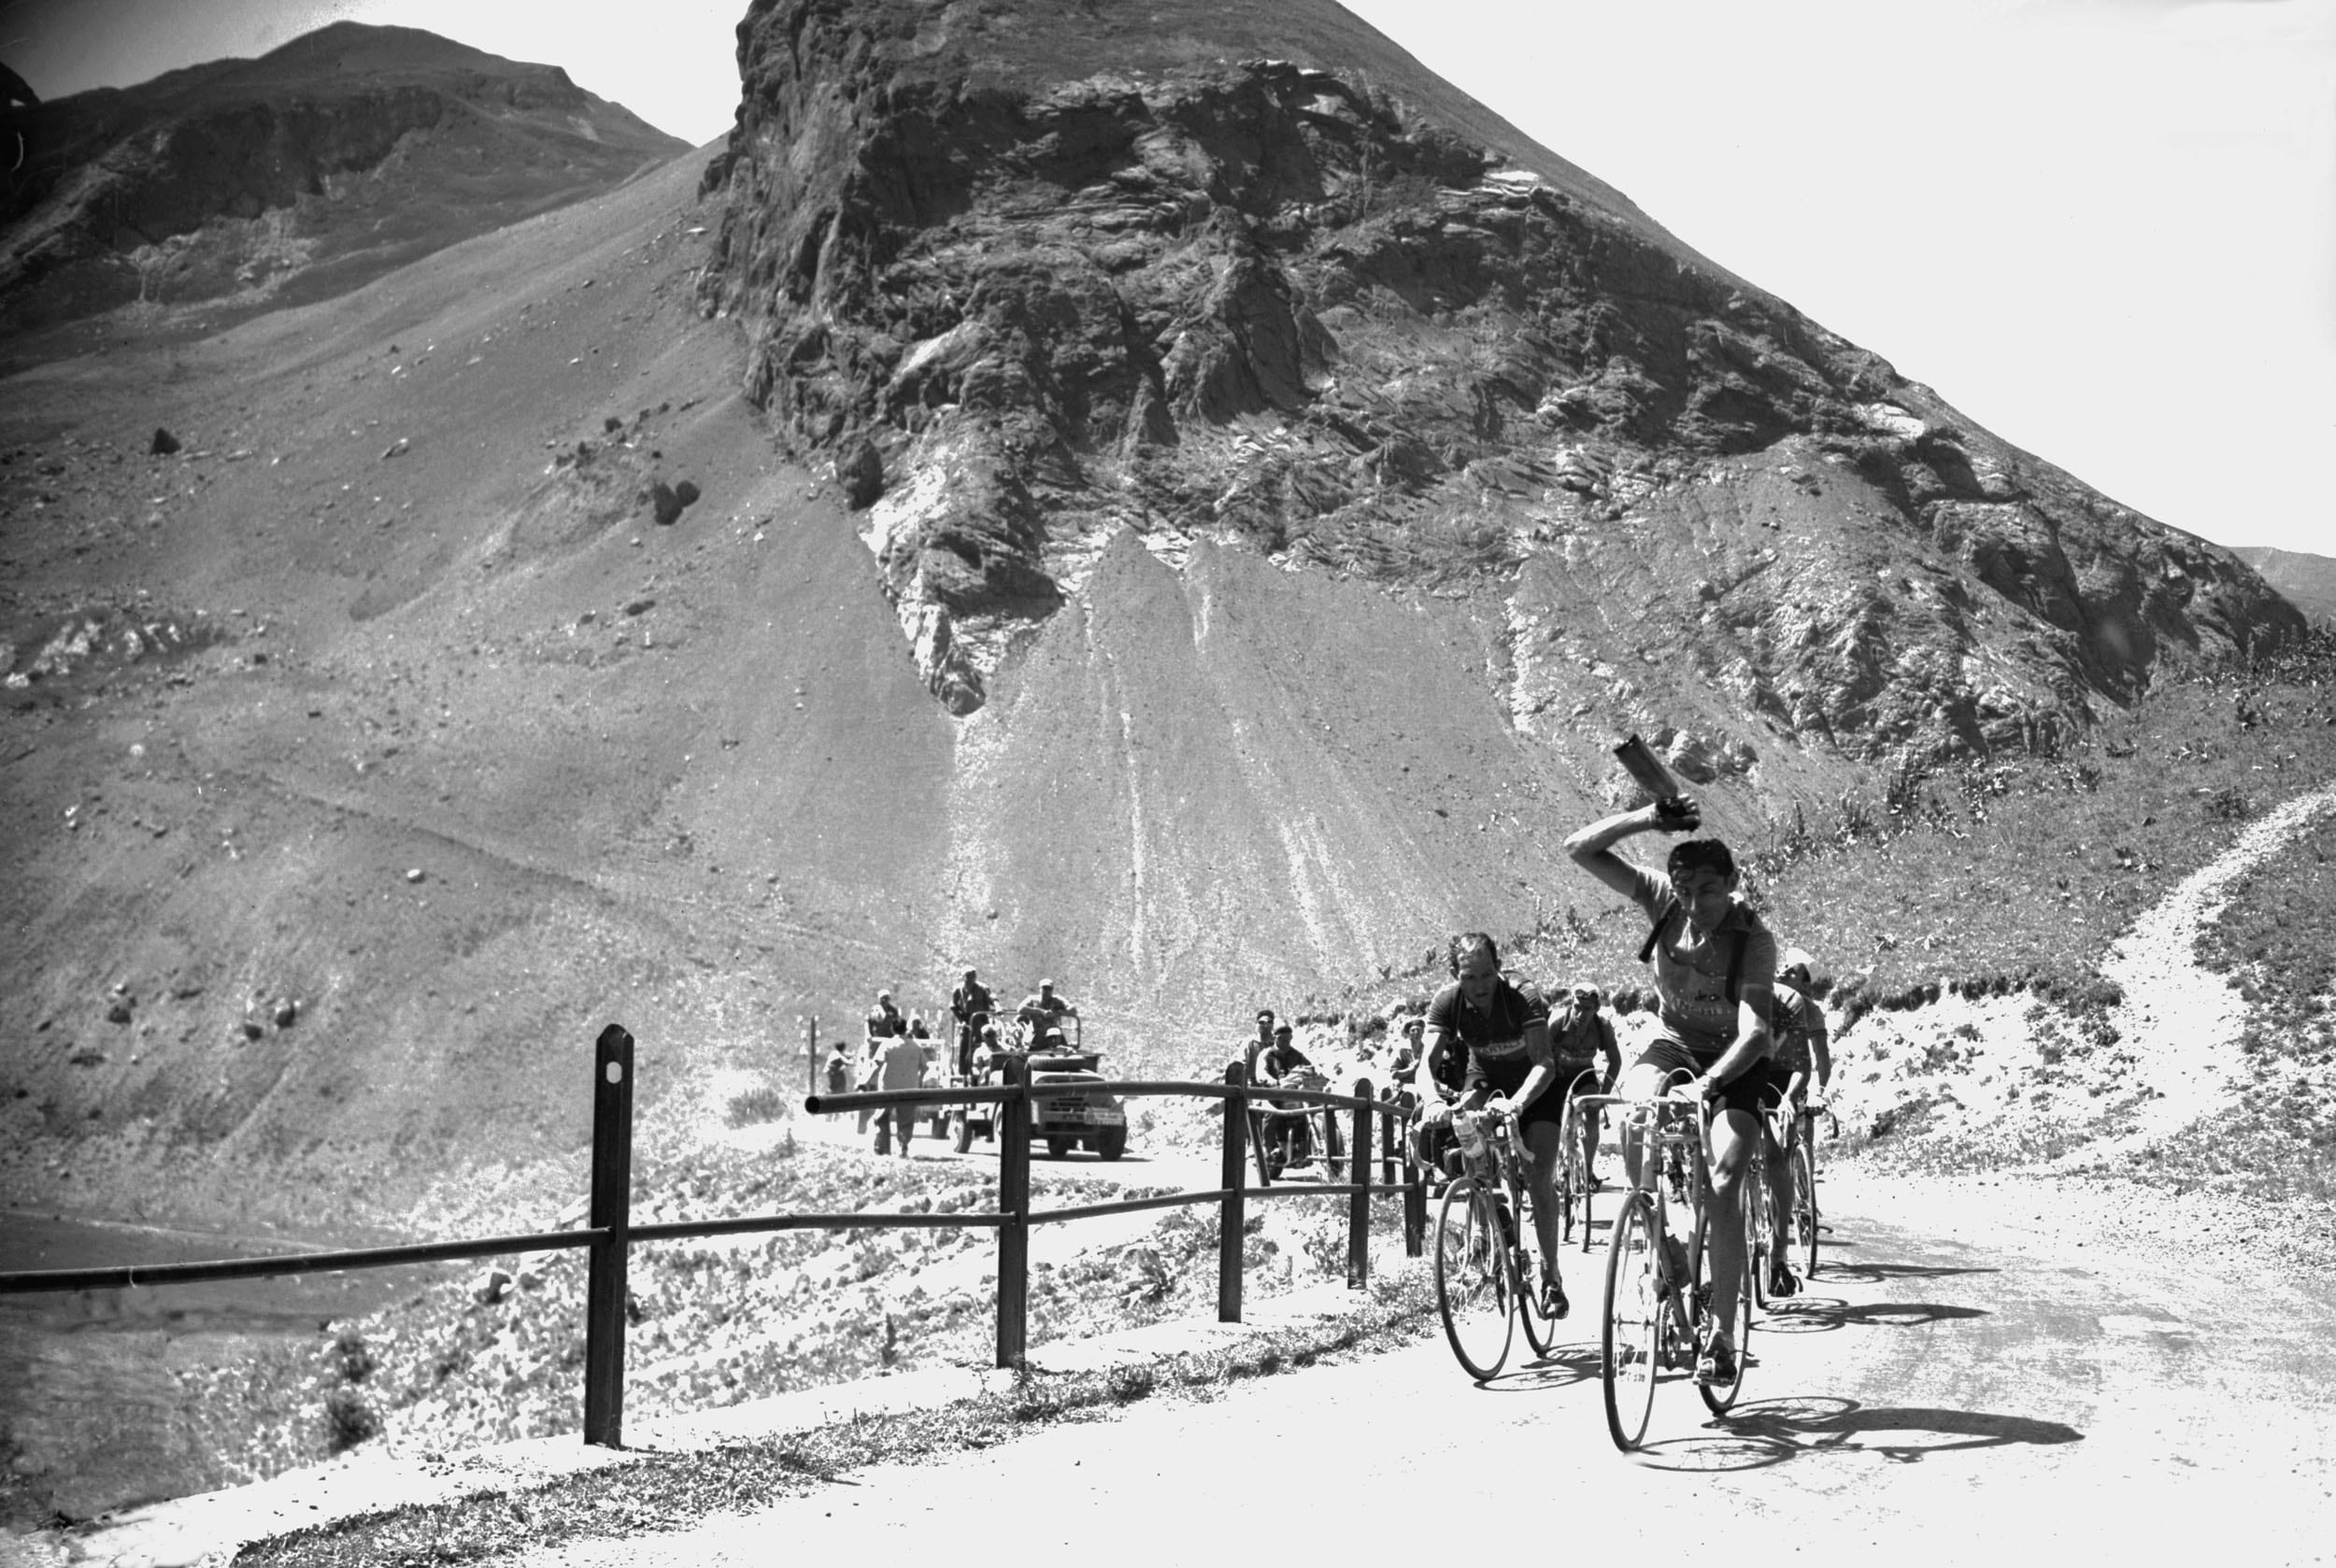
[947,1016,1129,1160]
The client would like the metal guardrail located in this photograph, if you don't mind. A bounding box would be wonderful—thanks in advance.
[0,1027,1427,1450]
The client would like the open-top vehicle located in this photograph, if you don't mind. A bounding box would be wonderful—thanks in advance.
[946,1014,1129,1160]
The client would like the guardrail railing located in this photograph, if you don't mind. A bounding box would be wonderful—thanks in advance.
[0,1026,1426,1450]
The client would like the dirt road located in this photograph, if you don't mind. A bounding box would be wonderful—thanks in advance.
[491,1163,2332,1568]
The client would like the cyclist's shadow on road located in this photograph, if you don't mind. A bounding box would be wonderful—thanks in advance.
[1758,1296,1993,1334]
[1631,1394,2083,1473]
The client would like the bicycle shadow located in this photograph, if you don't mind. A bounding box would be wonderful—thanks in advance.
[1758,1297,1992,1333]
[1479,1343,1601,1393]
[1816,1260,2001,1285]
[1631,1394,2084,1474]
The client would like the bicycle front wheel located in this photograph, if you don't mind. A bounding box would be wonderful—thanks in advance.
[1601,1190,1661,1451]
[1791,1145,1819,1280]
[1433,1177,1512,1381]
[1692,1204,1753,1416]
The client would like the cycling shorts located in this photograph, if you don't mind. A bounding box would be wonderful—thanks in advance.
[1630,1041,1776,1119]
[1552,1061,1605,1096]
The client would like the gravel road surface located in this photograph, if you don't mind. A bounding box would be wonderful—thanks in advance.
[496,1165,2335,1568]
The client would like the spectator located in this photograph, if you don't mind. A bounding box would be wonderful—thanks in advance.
[873,1029,927,1156]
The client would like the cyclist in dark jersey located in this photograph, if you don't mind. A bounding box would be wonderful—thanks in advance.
[1417,932,1569,1319]
[1565,800,1776,1385]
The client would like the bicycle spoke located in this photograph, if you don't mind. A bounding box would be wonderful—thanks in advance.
[1516,1186,1560,1358]
[1601,1192,1660,1451]
[1792,1146,1819,1280]
[1695,1205,1753,1416]
[1434,1178,1511,1380]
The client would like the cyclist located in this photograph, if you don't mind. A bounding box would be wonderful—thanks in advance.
[1564,801,1776,1385]
[1761,948,1831,1295]
[1549,982,1622,1187]
[1417,932,1569,1319]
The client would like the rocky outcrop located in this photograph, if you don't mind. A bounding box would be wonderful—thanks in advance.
[698,0,2301,746]
[0,23,689,342]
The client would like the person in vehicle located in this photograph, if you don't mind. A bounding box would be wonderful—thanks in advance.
[1016,978,1077,1051]
[865,990,904,1041]
[950,967,994,1076]
[1564,800,1776,1386]
[1416,933,1570,1319]
[1549,983,1623,1187]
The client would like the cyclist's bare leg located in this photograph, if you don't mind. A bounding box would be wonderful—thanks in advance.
[1704,1105,1758,1345]
[1521,1117,1566,1293]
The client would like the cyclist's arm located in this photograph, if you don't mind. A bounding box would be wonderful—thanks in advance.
[1597,1016,1621,1090]
[1808,1008,1833,1090]
[1498,1019,1556,1114]
[1562,803,1683,899]
[1695,992,1775,1102]
[1417,1027,1456,1113]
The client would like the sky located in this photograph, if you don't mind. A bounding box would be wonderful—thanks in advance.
[5,0,2331,558]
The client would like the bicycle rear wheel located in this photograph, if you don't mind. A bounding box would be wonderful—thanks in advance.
[1514,1187,1560,1359]
[1601,1190,1661,1451]
[1747,1157,1777,1309]
[1791,1145,1818,1280]
[1433,1177,1512,1381]
[1692,1204,1753,1415]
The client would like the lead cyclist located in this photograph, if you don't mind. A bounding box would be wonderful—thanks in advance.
[1564,798,1778,1386]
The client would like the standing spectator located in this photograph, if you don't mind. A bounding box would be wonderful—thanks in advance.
[1389,1016,1426,1084]
[823,1037,851,1097]
[873,1029,927,1156]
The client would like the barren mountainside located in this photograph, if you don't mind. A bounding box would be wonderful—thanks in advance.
[697,0,2300,753]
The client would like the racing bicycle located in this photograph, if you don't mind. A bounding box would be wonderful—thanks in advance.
[1554,1067,1607,1250]
[1430,1103,1561,1381]
[1581,1087,1753,1450]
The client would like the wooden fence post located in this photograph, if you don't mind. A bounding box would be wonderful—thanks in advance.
[805,1017,819,1096]
[1218,1061,1246,1323]
[1347,1077,1372,1290]
[583,1023,634,1447]
[995,1054,1030,1367]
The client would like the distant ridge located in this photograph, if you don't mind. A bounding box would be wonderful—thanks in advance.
[2234,547,2336,626]
[0,21,690,356]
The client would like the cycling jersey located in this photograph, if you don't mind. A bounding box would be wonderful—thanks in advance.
[1770,983,1828,1077]
[1427,976,1561,1124]
[1625,866,1776,1063]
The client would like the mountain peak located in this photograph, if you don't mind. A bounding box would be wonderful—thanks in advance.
[698,0,2300,743]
